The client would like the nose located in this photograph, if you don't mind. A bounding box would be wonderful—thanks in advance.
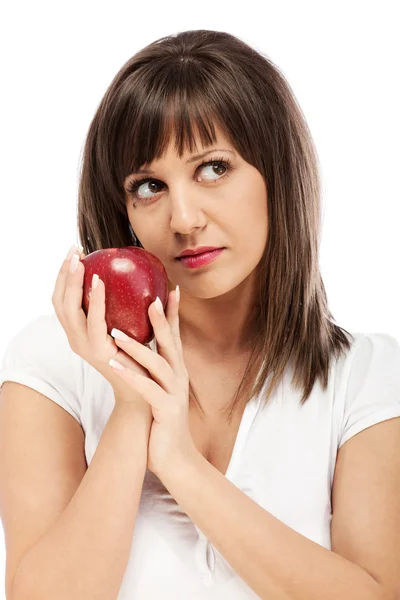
[169,185,207,235]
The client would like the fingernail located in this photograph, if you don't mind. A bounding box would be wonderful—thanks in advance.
[111,328,131,342]
[109,358,125,371]
[69,253,80,274]
[154,296,164,315]
[66,244,77,260]
[176,285,180,304]
[92,273,99,289]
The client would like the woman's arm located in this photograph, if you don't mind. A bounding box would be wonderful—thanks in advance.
[158,423,398,600]
[12,402,151,600]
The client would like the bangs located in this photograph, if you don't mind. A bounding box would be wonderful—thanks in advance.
[114,68,240,187]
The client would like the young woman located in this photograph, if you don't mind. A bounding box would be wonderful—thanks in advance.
[1,29,399,600]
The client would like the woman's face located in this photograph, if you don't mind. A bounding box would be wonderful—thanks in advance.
[124,125,268,300]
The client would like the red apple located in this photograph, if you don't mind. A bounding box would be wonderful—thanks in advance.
[81,246,169,345]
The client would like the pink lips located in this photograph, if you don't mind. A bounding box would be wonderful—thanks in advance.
[177,248,225,269]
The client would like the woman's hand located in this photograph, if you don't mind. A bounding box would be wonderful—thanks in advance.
[51,244,153,416]
[109,286,199,476]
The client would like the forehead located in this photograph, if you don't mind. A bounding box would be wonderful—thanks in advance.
[126,122,236,180]
[158,121,232,160]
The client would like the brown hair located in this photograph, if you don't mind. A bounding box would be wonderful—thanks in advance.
[77,29,354,421]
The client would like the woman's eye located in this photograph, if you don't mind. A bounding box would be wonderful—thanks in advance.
[200,162,228,181]
[126,159,232,205]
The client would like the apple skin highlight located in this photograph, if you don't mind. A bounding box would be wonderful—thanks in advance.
[81,246,169,345]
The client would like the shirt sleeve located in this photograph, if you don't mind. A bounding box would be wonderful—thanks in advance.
[0,313,83,424]
[338,332,400,449]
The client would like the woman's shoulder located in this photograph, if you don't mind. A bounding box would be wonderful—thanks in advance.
[333,330,400,449]
[336,329,400,391]
[0,312,84,423]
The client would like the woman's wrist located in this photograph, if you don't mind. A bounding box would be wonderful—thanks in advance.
[112,393,153,422]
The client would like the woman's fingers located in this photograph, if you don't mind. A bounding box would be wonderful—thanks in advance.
[52,246,89,353]
[111,289,185,393]
[168,286,183,356]
[62,250,89,351]
[112,332,176,393]
[162,287,186,373]
[52,245,172,391]
[52,245,82,311]
[147,292,182,373]
[86,274,108,355]
[87,274,150,378]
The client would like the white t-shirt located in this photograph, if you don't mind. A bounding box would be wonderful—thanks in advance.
[1,312,400,600]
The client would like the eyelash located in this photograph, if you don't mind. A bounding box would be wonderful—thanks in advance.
[125,156,234,206]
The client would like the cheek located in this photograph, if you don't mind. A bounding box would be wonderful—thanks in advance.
[128,214,166,251]
[229,193,268,246]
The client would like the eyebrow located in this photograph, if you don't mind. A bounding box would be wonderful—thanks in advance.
[130,148,235,176]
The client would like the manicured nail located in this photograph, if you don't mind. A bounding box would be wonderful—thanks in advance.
[111,328,131,342]
[176,285,180,303]
[109,358,125,371]
[92,273,99,289]
[66,244,77,260]
[69,253,79,274]
[154,296,164,315]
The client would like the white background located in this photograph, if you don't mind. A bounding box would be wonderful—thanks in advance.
[0,0,399,597]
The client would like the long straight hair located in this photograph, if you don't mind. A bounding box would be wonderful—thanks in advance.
[77,30,354,421]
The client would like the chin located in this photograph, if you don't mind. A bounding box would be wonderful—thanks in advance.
[180,271,253,300]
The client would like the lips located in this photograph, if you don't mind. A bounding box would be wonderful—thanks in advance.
[177,246,223,258]
[182,249,214,257]
[177,248,225,269]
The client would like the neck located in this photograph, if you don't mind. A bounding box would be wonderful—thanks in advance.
[177,279,259,359]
